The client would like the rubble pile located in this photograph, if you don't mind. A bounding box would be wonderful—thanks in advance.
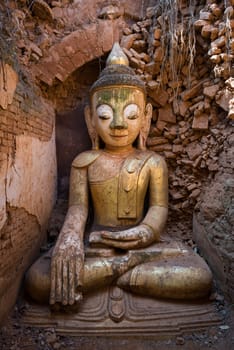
[120,0,234,217]
[194,0,234,119]
[9,1,65,67]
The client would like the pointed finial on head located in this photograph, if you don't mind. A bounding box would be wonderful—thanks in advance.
[106,42,129,67]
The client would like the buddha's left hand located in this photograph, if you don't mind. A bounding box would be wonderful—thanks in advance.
[91,224,155,249]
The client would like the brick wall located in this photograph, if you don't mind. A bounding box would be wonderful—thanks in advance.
[0,68,56,324]
[0,206,41,321]
[0,82,53,152]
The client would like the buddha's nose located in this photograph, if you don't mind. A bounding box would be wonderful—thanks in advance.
[110,114,128,129]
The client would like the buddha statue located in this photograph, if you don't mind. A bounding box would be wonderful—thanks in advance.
[26,43,212,310]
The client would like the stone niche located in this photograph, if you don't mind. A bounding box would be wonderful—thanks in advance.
[54,58,104,197]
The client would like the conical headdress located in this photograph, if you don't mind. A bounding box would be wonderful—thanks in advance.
[90,43,146,94]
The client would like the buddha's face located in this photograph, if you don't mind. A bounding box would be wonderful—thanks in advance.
[91,87,146,150]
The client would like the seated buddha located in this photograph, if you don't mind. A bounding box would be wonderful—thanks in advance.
[26,43,212,309]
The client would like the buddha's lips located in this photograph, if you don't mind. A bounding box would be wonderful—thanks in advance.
[109,133,128,137]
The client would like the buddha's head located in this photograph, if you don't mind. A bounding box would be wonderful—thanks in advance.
[85,43,152,151]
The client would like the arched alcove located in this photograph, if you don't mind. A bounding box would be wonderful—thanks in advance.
[54,56,107,197]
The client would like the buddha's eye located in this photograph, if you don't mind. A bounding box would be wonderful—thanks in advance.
[124,104,140,120]
[97,104,112,120]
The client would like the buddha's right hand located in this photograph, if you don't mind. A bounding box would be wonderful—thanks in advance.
[50,236,84,306]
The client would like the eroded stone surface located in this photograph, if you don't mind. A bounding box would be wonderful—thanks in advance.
[0,63,18,110]
[193,133,234,301]
[0,155,7,230]
[6,133,57,228]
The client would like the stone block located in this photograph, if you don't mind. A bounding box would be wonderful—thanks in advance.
[164,151,176,159]
[208,47,221,56]
[169,189,185,200]
[181,82,203,101]
[186,142,203,161]
[216,88,233,111]
[153,47,164,62]
[192,114,209,130]
[120,34,139,49]
[147,136,168,147]
[199,11,213,21]
[148,88,169,106]
[201,24,213,38]
[210,27,219,40]
[194,19,210,29]
[147,80,159,90]
[210,55,221,64]
[145,61,160,75]
[211,35,226,48]
[189,188,201,198]
[132,40,147,51]
[155,119,166,132]
[178,100,191,116]
[209,4,222,17]
[172,144,183,154]
[158,104,176,124]
[30,43,43,57]
[138,52,150,63]
[150,143,172,152]
[203,84,219,98]
[129,57,145,70]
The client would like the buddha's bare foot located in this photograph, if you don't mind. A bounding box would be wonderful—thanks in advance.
[117,260,212,300]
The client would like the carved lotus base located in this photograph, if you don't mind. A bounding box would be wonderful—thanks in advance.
[23,286,221,337]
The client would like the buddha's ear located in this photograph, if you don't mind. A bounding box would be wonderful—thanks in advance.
[138,103,152,150]
[84,105,99,150]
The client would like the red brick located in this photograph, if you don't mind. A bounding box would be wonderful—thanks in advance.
[158,104,176,124]
[192,114,209,130]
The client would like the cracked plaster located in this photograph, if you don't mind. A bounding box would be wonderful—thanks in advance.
[0,130,57,231]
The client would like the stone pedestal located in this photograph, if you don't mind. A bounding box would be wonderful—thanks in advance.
[23,286,221,337]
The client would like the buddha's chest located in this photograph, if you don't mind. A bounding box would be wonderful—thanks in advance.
[88,152,151,221]
[88,154,124,183]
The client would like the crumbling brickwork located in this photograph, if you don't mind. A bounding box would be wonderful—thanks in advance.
[0,206,41,321]
[0,83,54,155]
[0,77,56,323]
[0,5,56,322]
[116,0,233,298]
